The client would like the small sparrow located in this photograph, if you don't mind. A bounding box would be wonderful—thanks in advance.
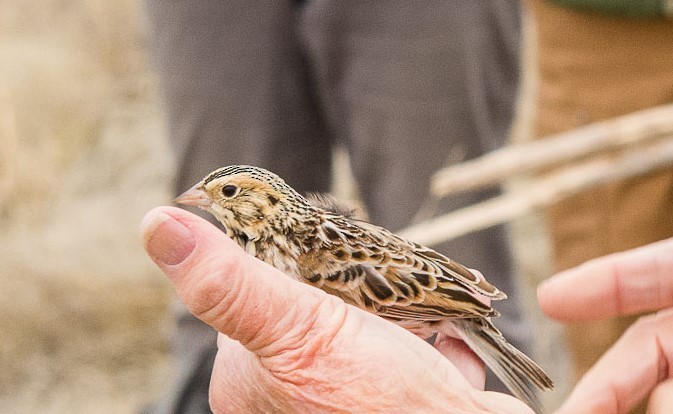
[176,165,553,412]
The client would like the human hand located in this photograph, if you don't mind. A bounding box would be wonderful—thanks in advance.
[141,206,531,413]
[538,238,673,414]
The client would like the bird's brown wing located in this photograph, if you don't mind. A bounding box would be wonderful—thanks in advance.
[307,214,504,321]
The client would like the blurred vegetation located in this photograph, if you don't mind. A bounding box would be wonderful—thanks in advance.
[0,1,174,412]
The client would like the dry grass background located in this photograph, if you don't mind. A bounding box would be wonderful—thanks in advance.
[0,1,173,412]
[0,2,571,413]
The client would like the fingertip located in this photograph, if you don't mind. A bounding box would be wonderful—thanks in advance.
[537,269,579,320]
[536,278,557,316]
[141,207,196,268]
[537,269,567,298]
[140,208,168,246]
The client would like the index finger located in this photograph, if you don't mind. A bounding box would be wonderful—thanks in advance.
[538,238,673,322]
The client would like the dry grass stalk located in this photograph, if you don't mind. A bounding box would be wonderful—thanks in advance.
[431,104,673,197]
[402,137,673,246]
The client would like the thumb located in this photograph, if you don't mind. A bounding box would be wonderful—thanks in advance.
[141,206,344,355]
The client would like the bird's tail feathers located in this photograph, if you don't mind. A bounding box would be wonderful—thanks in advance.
[451,319,553,414]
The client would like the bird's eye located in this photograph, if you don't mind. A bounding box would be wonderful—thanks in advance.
[221,185,239,198]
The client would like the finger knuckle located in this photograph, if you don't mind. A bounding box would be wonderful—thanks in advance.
[185,254,244,322]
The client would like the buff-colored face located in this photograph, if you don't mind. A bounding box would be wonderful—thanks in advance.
[175,174,286,233]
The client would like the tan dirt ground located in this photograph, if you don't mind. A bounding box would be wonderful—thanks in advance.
[0,1,173,412]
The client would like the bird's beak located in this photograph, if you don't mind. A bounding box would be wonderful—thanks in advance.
[174,183,211,207]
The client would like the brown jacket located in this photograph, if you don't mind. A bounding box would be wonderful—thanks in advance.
[526,0,673,388]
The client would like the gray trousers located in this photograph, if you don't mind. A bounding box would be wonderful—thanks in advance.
[144,1,524,413]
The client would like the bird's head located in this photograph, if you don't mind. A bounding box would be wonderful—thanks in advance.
[175,165,311,239]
